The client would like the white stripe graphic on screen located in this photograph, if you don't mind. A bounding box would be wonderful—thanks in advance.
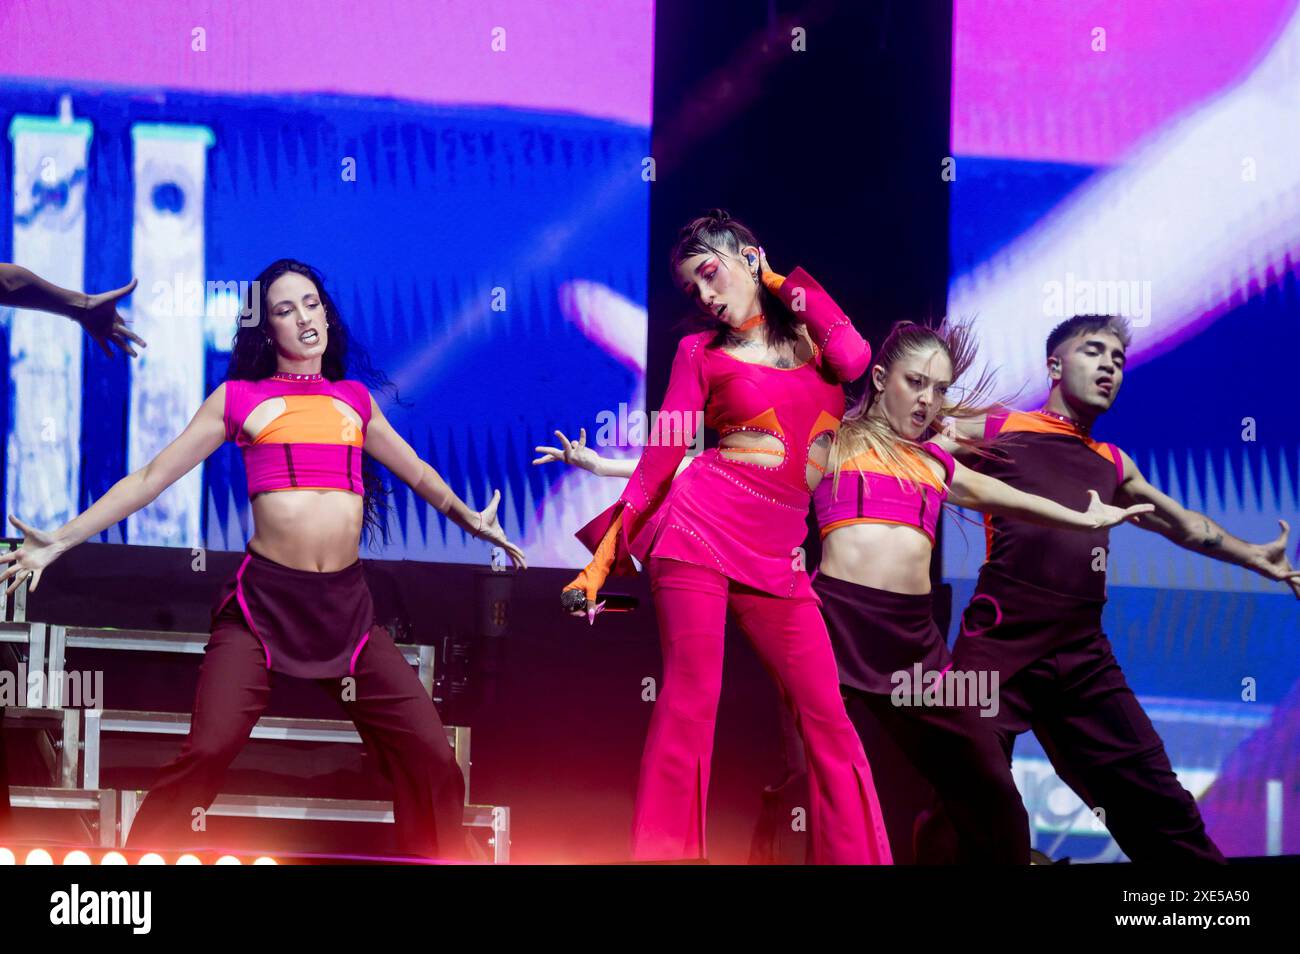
[204,282,243,352]
[949,4,1300,402]
[1266,779,1283,856]
[127,123,215,547]
[6,107,91,530]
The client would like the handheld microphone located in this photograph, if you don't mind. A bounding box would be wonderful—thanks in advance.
[561,589,640,614]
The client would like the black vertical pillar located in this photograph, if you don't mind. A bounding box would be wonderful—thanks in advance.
[647,0,955,863]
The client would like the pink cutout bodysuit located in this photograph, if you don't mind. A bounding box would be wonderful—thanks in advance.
[576,267,870,602]
[575,269,893,865]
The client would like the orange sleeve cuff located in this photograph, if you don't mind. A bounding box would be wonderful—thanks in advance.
[565,509,624,601]
[761,269,786,294]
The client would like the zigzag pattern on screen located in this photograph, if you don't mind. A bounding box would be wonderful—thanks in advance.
[944,444,1300,592]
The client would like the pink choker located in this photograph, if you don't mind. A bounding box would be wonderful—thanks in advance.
[272,371,324,382]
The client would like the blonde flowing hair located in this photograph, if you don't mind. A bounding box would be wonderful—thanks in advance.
[830,319,1003,498]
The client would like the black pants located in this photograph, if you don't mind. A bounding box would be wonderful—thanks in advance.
[128,599,466,859]
[808,572,1029,863]
[930,633,1226,864]
[844,686,1030,864]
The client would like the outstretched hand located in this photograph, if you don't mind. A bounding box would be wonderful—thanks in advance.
[76,278,147,358]
[533,428,602,474]
[474,489,527,570]
[1253,519,1300,600]
[1085,489,1155,529]
[0,515,62,596]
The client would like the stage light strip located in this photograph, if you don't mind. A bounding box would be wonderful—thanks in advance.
[0,847,278,865]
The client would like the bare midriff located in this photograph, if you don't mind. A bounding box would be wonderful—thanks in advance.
[717,430,835,491]
[819,521,934,595]
[248,490,365,572]
[716,329,834,486]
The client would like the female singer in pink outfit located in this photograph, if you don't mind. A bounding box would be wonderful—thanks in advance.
[565,210,892,864]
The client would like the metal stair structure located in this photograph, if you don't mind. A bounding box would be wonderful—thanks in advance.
[1,542,509,862]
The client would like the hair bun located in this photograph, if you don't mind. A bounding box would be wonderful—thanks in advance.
[703,207,731,224]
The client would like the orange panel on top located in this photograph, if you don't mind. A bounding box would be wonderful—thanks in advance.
[838,446,945,490]
[807,409,841,442]
[252,394,365,447]
[726,406,785,439]
[999,410,1117,463]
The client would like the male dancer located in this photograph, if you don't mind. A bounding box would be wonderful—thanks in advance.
[928,314,1299,863]
[0,264,142,837]
[0,263,143,357]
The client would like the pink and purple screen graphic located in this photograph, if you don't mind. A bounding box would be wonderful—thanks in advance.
[952,0,1295,165]
[0,0,653,126]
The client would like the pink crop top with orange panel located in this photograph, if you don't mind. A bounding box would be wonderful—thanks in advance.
[576,267,871,602]
[222,374,372,496]
[814,440,956,545]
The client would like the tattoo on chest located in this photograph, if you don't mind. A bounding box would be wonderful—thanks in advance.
[723,333,804,369]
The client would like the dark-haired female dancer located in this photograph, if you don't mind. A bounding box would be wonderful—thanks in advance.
[563,210,892,864]
[543,319,1151,863]
[0,259,524,859]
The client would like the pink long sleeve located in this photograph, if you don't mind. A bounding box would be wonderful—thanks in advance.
[574,331,708,575]
[777,267,871,382]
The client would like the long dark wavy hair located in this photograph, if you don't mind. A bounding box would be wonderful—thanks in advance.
[227,258,396,548]
[669,209,802,349]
